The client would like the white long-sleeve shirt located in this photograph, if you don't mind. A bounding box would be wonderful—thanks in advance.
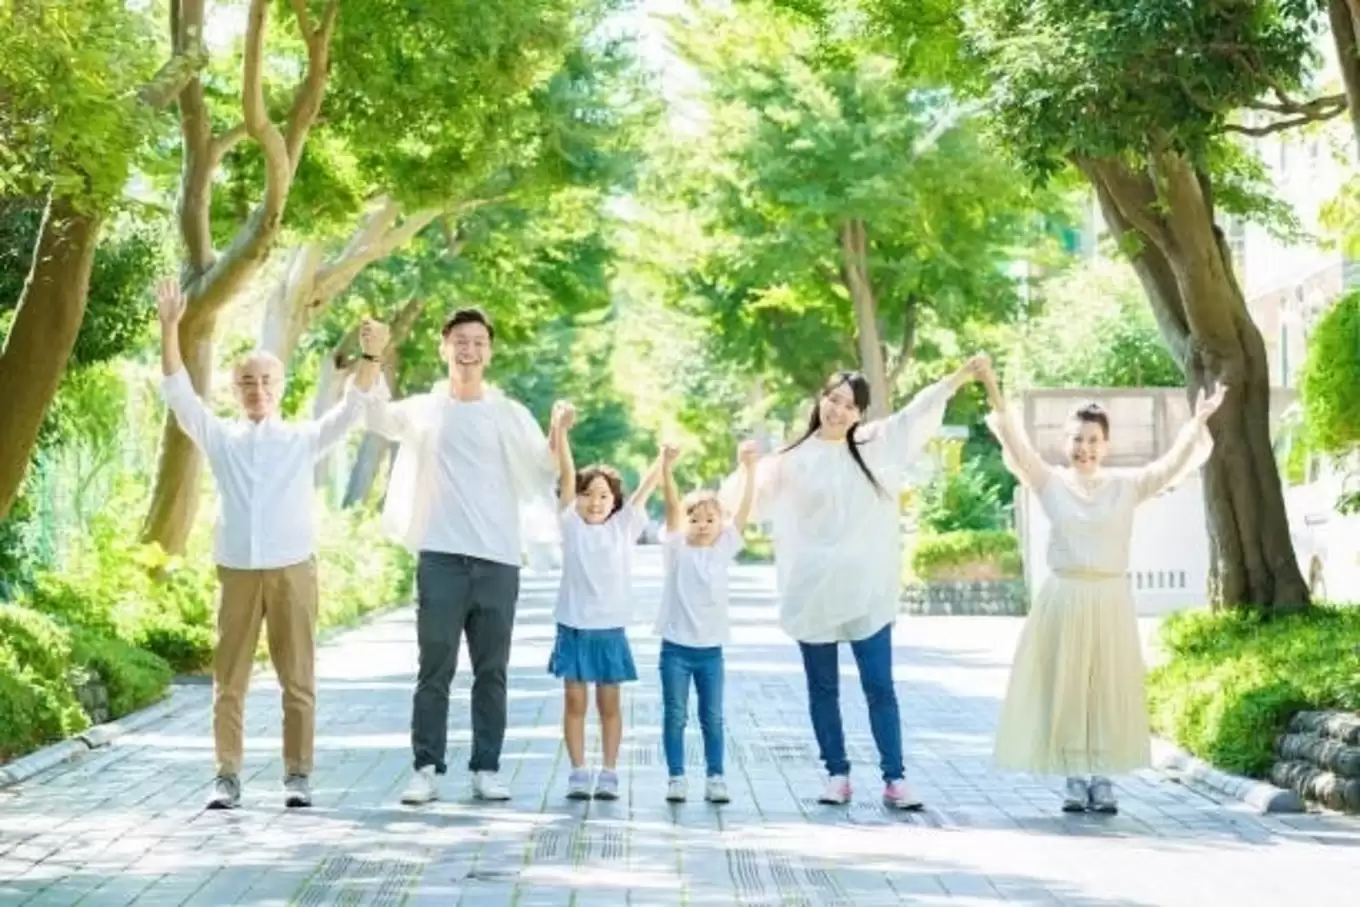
[160,369,370,570]
[723,378,956,644]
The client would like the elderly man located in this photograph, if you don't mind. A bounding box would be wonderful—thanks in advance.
[361,309,566,805]
[157,279,383,809]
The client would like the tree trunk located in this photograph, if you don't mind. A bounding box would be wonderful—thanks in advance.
[140,309,218,553]
[0,195,101,521]
[1330,0,1360,156]
[839,219,891,418]
[1081,151,1309,613]
[342,432,393,508]
[260,244,324,361]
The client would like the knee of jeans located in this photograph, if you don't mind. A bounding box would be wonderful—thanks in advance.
[861,675,897,706]
[663,704,687,729]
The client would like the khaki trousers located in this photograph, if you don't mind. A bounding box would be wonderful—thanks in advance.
[213,559,318,778]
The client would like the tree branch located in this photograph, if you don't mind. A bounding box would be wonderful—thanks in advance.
[1074,155,1175,252]
[137,45,208,109]
[209,123,249,167]
[312,203,442,303]
[283,0,339,165]
[1225,114,1342,138]
[174,0,214,273]
[885,294,919,388]
[289,0,313,40]
[1329,0,1360,155]
[1248,91,1347,118]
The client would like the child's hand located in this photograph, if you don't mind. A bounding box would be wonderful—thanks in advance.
[661,443,680,467]
[738,439,759,469]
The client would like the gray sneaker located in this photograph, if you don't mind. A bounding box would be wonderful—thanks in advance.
[566,768,592,801]
[284,774,312,808]
[593,769,620,801]
[1088,776,1118,814]
[1062,776,1088,813]
[206,774,241,810]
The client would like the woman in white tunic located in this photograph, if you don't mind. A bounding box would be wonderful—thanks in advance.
[735,359,983,810]
[977,357,1225,814]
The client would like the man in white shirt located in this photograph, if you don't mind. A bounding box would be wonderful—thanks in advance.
[361,309,564,805]
[156,280,382,810]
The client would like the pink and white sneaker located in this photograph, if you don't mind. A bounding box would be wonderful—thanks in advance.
[817,775,852,805]
[883,779,924,811]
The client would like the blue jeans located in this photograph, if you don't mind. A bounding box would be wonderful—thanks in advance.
[659,641,725,778]
[797,622,904,783]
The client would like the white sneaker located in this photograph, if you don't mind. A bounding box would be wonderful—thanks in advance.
[818,775,852,805]
[666,777,688,803]
[882,779,924,811]
[400,766,439,805]
[471,770,511,801]
[705,776,730,804]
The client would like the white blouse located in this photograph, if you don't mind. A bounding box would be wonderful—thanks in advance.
[986,407,1214,576]
[738,379,956,644]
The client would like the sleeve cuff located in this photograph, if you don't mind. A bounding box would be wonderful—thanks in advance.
[160,368,195,401]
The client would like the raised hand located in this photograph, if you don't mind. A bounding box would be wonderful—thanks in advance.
[1194,382,1229,421]
[551,400,577,432]
[156,279,186,325]
[662,442,681,467]
[359,319,390,358]
[737,439,759,469]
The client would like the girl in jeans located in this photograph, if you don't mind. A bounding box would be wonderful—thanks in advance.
[655,442,757,803]
[728,359,983,809]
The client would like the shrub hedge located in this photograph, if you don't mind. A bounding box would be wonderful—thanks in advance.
[1147,606,1360,777]
[911,529,1022,582]
[0,502,413,765]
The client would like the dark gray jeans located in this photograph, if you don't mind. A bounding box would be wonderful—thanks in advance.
[412,552,520,774]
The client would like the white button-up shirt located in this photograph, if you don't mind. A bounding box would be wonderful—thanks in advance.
[161,369,370,570]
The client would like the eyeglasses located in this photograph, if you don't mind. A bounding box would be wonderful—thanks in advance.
[235,377,277,391]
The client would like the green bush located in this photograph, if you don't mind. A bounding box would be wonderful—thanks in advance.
[911,530,1022,581]
[1301,290,1360,454]
[313,505,415,635]
[68,628,173,718]
[919,459,1009,533]
[1147,607,1360,777]
[0,605,91,760]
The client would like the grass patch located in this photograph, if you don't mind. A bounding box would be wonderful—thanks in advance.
[910,530,1022,582]
[1147,606,1360,777]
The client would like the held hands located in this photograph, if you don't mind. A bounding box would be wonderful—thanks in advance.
[1194,382,1229,422]
[737,439,759,470]
[359,319,390,358]
[661,442,681,468]
[551,400,577,433]
[156,279,186,326]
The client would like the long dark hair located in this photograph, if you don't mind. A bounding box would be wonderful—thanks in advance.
[782,370,885,495]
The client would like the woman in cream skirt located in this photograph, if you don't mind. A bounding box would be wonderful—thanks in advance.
[976,357,1225,814]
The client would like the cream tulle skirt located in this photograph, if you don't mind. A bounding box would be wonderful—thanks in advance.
[993,572,1151,776]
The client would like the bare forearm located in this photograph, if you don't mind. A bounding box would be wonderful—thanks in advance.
[160,321,183,376]
[554,423,576,507]
[630,459,663,510]
[662,464,681,531]
[733,464,757,529]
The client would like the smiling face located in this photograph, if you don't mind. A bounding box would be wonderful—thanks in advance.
[576,473,621,525]
[232,352,285,422]
[817,378,864,439]
[443,320,493,379]
[1065,417,1110,474]
[684,497,723,547]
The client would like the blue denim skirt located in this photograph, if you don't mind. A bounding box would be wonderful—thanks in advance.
[548,624,638,684]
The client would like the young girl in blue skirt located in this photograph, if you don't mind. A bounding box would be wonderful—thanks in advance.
[548,402,664,800]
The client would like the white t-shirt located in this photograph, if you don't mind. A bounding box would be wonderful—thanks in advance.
[420,399,520,566]
[654,527,743,648]
[554,504,647,629]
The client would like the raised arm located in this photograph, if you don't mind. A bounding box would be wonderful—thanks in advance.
[552,401,577,511]
[311,320,386,457]
[732,440,759,530]
[628,452,665,512]
[977,356,1052,492]
[1133,383,1225,502]
[661,444,682,532]
[156,279,219,450]
[881,356,980,464]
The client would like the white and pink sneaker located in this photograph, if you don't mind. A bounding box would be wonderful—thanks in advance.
[883,779,924,811]
[817,775,852,805]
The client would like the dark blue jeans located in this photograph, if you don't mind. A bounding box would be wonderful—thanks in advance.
[797,622,904,783]
[659,641,725,778]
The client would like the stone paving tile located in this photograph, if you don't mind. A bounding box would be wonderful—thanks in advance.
[1,550,1359,906]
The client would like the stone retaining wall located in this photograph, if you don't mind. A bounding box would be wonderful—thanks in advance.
[901,580,1028,616]
[1270,710,1360,813]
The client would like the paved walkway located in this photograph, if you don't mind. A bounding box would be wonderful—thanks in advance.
[2,550,1358,907]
